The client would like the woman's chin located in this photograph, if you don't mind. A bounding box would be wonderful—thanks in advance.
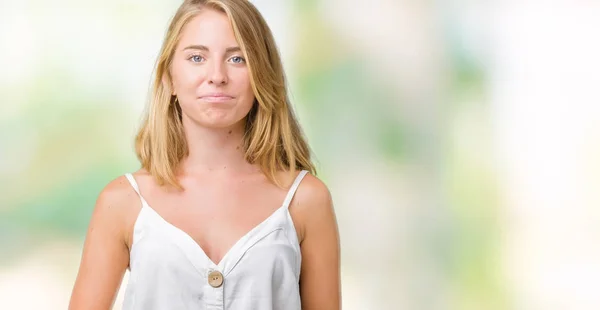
[194,115,244,129]
[182,108,248,130]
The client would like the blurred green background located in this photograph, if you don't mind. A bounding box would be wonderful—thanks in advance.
[2,1,600,309]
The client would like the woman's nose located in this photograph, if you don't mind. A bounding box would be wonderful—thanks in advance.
[208,62,228,85]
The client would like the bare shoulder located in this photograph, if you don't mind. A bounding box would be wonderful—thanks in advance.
[98,175,136,201]
[69,175,139,309]
[91,174,141,246]
[294,172,341,308]
[289,172,336,243]
[96,175,140,213]
[294,173,333,209]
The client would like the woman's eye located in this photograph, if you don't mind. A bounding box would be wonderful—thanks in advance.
[230,56,245,64]
[189,55,204,63]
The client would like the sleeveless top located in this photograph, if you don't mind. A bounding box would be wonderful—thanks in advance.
[121,170,308,310]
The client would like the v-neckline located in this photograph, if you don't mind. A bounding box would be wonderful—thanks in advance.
[140,200,287,269]
[125,170,307,275]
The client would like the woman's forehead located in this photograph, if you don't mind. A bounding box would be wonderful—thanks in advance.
[178,10,239,50]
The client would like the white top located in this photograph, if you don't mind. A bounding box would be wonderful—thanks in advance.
[122,170,308,310]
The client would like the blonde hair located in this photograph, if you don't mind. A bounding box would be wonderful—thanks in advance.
[135,0,315,190]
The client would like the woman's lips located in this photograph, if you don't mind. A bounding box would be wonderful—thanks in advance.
[199,94,234,103]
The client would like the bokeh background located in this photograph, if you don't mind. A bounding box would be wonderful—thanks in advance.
[1,0,600,309]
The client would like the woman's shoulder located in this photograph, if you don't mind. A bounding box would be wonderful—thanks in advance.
[90,173,146,237]
[293,172,333,211]
[287,171,335,240]
[274,169,331,205]
[97,172,143,206]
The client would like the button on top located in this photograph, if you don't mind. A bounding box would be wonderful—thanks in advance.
[208,270,224,288]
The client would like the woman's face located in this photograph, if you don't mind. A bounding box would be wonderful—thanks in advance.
[170,9,255,129]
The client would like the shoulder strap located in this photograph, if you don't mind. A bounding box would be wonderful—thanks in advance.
[124,173,147,206]
[282,170,309,209]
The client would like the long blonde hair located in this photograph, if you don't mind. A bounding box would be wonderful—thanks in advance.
[135,0,315,190]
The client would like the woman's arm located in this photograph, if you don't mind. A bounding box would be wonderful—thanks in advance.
[69,177,134,310]
[296,175,341,310]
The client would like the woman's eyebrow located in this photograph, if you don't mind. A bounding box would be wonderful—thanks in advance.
[183,45,241,53]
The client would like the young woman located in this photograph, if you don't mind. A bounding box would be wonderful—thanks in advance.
[68,0,341,309]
